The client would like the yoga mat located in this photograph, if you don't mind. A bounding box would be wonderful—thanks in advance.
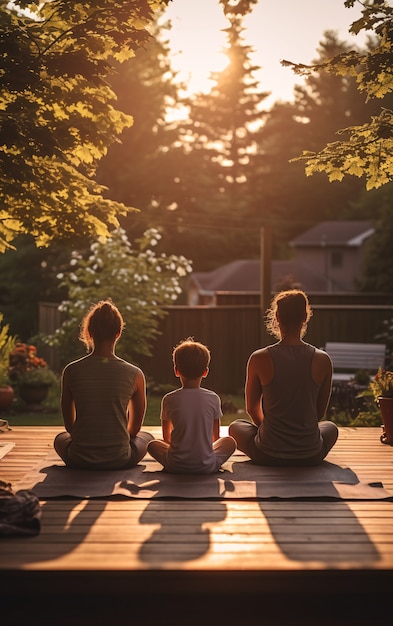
[15,451,393,501]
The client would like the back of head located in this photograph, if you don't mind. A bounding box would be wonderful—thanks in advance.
[80,299,124,351]
[173,337,210,380]
[266,289,312,339]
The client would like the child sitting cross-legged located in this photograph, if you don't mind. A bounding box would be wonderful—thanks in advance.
[147,338,236,474]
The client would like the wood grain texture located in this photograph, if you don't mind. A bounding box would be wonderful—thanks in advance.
[1,426,393,625]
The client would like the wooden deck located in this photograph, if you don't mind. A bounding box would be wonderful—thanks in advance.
[1,425,393,625]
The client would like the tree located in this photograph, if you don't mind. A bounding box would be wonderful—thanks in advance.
[0,235,71,339]
[96,14,185,240]
[357,186,393,291]
[160,0,269,270]
[0,0,170,252]
[284,0,393,190]
[47,228,192,366]
[253,29,393,253]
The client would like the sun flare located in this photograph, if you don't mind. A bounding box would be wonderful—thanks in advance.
[163,0,366,106]
[163,1,229,96]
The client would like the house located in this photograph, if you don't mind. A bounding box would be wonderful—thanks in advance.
[187,221,374,305]
[289,220,374,293]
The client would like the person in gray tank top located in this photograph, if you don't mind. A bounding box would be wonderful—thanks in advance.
[229,290,338,466]
[54,299,153,469]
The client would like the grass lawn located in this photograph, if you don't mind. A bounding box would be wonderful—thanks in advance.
[2,392,246,428]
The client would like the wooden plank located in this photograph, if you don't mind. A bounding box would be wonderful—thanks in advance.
[1,424,393,626]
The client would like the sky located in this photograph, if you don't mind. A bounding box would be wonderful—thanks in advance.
[163,0,369,107]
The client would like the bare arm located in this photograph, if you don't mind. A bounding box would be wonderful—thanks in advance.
[312,349,333,420]
[127,369,147,438]
[162,419,172,443]
[60,370,76,433]
[212,418,220,442]
[245,352,265,426]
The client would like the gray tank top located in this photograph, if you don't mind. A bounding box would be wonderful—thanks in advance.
[255,342,323,458]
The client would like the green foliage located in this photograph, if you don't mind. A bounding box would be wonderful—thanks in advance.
[350,411,382,427]
[96,15,184,239]
[0,313,16,385]
[0,0,170,252]
[46,227,192,365]
[0,234,72,339]
[258,30,377,253]
[357,196,393,292]
[370,367,393,399]
[292,108,393,191]
[285,1,393,189]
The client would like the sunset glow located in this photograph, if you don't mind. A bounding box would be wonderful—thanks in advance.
[163,0,366,107]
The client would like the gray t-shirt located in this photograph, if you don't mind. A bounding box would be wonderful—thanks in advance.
[161,387,222,473]
[63,354,140,469]
[255,343,323,458]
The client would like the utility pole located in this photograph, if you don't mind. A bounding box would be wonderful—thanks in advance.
[260,226,272,319]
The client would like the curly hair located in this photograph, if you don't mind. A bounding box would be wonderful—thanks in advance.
[79,299,124,351]
[265,289,312,340]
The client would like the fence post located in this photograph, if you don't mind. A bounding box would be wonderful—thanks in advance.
[260,227,272,346]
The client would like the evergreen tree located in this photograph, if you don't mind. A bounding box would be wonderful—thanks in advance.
[164,1,269,270]
[254,30,393,254]
[286,0,393,190]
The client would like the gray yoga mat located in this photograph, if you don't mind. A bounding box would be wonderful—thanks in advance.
[15,451,393,501]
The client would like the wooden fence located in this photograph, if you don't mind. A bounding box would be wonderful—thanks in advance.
[39,300,393,394]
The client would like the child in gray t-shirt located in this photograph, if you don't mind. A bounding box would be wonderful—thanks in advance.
[147,338,236,473]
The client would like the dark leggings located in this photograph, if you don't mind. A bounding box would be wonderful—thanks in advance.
[54,430,154,469]
[228,419,339,466]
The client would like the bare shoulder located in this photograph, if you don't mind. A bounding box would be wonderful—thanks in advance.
[249,346,271,359]
[248,347,271,367]
[314,347,333,366]
[247,347,274,386]
[312,347,333,384]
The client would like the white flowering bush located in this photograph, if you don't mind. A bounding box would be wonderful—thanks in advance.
[46,228,192,364]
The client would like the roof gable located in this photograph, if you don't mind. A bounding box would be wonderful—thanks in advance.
[290,221,374,247]
[189,259,334,294]
[190,260,260,293]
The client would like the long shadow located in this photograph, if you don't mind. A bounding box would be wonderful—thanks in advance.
[137,495,227,565]
[230,458,381,564]
[117,467,232,565]
[13,456,384,567]
[258,499,381,564]
[14,459,232,566]
[2,497,107,566]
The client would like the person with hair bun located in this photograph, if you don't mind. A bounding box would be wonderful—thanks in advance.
[54,299,153,469]
[229,289,338,466]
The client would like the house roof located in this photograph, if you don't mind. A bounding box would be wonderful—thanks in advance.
[190,260,260,293]
[189,259,332,294]
[290,221,374,247]
[189,221,375,298]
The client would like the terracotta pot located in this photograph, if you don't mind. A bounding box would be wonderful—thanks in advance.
[19,383,49,406]
[0,385,14,411]
[378,397,393,445]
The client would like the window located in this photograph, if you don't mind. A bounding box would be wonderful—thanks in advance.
[331,250,343,268]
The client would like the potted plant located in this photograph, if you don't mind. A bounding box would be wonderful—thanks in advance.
[8,342,57,406]
[369,368,393,445]
[0,314,16,411]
